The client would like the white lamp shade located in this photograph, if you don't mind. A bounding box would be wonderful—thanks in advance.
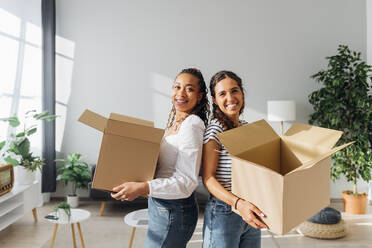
[267,100,296,121]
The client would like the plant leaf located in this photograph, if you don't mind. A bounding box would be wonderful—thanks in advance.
[16,132,25,137]
[39,115,58,121]
[33,111,50,120]
[0,141,5,151]
[18,138,30,158]
[0,116,20,127]
[26,127,37,136]
[4,156,19,166]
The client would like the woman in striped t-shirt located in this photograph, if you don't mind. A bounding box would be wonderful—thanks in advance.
[202,71,268,248]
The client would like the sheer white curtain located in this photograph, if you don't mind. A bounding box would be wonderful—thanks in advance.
[0,0,43,204]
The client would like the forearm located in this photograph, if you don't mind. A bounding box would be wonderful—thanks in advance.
[203,175,239,208]
[148,175,198,199]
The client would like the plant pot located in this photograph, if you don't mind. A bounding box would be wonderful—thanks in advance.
[57,209,70,222]
[368,182,372,205]
[342,190,368,214]
[67,195,79,208]
[16,166,35,185]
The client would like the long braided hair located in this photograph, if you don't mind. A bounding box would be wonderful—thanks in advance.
[166,68,210,128]
[210,70,245,131]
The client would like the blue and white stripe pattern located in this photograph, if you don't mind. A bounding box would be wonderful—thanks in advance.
[203,118,247,192]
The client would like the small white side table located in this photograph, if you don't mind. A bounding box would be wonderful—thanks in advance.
[124,208,149,248]
[45,209,91,248]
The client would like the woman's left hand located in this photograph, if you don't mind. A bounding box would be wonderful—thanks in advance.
[111,182,149,201]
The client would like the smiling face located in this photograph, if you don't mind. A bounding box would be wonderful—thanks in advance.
[172,73,202,114]
[213,77,244,120]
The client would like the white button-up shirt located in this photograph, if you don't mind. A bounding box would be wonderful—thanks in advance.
[148,114,205,199]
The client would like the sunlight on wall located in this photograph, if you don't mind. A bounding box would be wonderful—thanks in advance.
[25,22,41,46]
[152,73,173,129]
[55,35,75,152]
[56,35,75,58]
[0,8,20,37]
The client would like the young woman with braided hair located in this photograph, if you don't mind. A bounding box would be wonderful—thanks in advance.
[111,68,209,247]
[202,71,268,248]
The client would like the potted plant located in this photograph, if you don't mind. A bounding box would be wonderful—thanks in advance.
[55,201,71,222]
[0,110,57,184]
[56,153,91,208]
[309,44,372,214]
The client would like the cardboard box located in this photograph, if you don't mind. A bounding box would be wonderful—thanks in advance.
[78,109,164,192]
[217,119,352,235]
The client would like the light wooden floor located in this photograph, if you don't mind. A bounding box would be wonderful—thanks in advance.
[0,199,372,248]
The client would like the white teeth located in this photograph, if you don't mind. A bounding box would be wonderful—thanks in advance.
[176,99,187,103]
[226,104,237,109]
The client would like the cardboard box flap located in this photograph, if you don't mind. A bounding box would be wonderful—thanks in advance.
[109,113,154,127]
[284,123,343,149]
[288,141,354,174]
[217,119,279,156]
[78,109,107,132]
[106,119,164,144]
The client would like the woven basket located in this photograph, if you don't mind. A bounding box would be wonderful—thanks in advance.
[296,220,347,239]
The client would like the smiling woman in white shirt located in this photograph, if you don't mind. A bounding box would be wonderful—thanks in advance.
[111,68,209,248]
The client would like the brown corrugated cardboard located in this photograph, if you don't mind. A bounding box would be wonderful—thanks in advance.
[217,119,353,235]
[78,109,164,192]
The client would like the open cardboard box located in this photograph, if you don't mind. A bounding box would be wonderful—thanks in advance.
[217,119,353,235]
[78,109,164,192]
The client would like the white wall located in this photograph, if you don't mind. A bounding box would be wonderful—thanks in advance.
[55,0,367,198]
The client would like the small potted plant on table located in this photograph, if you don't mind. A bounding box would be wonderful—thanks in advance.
[55,201,71,222]
[56,153,91,208]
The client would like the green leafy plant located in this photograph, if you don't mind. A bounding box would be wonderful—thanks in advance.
[309,44,372,195]
[56,153,91,196]
[55,201,71,220]
[0,110,58,172]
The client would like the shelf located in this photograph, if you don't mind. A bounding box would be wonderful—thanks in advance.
[0,205,23,232]
[0,184,28,204]
[0,194,23,218]
[0,181,40,232]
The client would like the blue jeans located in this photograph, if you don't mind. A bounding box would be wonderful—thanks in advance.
[203,197,261,248]
[144,192,198,248]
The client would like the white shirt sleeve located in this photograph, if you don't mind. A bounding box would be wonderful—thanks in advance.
[147,115,205,199]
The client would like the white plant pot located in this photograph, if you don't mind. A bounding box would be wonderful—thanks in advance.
[16,166,35,185]
[43,193,51,204]
[368,181,372,205]
[57,209,70,222]
[67,195,79,208]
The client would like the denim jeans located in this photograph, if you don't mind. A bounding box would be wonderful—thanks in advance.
[202,197,261,248]
[144,192,198,248]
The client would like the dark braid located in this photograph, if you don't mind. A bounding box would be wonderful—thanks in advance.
[166,68,210,128]
[209,70,245,131]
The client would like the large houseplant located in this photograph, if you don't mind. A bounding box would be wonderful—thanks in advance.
[0,110,57,184]
[309,45,372,214]
[56,153,91,207]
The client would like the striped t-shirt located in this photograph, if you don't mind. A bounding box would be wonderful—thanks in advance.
[203,118,247,192]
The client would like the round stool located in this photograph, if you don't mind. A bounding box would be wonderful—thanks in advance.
[124,209,149,248]
[297,220,347,239]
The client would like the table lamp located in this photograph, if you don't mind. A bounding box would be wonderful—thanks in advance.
[267,100,296,136]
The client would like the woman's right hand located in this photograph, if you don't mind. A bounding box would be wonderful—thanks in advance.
[236,199,268,229]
